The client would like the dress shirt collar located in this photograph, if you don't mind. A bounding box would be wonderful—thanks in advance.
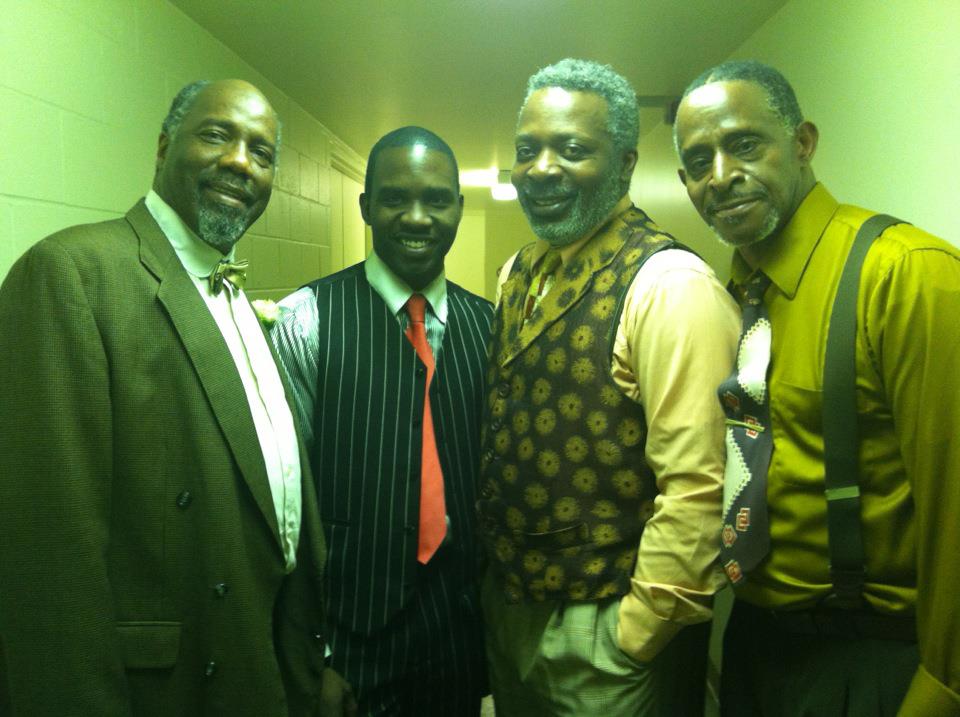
[364,249,448,324]
[528,193,633,269]
[730,183,839,299]
[145,189,236,280]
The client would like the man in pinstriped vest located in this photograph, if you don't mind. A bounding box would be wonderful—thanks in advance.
[272,126,493,716]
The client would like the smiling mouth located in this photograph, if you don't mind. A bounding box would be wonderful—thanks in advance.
[709,196,762,219]
[524,193,574,217]
[206,183,250,206]
[397,235,434,251]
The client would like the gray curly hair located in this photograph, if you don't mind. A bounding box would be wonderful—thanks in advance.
[522,58,640,155]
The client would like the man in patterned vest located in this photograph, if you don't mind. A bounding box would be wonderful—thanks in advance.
[477,58,740,716]
[272,127,493,715]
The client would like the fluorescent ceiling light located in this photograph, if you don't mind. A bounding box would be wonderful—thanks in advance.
[459,168,498,187]
[491,183,517,201]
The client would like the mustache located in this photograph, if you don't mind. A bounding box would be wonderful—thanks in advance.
[519,182,576,201]
[200,170,255,204]
[706,188,767,214]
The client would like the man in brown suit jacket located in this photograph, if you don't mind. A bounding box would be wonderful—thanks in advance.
[0,80,347,716]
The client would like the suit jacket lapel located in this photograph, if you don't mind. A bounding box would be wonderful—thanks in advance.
[127,201,283,550]
[497,212,629,366]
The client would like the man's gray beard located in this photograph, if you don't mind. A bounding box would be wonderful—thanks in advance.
[197,200,250,254]
[710,205,781,249]
[521,170,625,248]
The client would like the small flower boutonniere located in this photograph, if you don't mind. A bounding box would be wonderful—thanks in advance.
[251,299,280,328]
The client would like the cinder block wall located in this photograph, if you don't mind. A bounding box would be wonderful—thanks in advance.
[0,0,364,300]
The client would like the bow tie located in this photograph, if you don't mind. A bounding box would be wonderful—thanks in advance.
[208,259,249,296]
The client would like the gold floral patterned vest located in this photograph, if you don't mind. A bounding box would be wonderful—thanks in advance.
[478,206,681,603]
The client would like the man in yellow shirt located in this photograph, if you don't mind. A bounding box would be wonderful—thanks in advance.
[674,59,960,715]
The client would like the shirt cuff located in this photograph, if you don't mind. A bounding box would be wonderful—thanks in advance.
[615,579,714,663]
[898,664,960,716]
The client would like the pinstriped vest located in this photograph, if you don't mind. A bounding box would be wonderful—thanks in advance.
[307,264,493,633]
[478,207,680,603]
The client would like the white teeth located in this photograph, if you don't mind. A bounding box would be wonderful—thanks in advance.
[401,238,429,249]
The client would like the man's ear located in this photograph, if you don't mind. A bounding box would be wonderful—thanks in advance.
[677,168,687,186]
[155,133,169,172]
[795,121,819,165]
[620,149,638,184]
[358,192,371,225]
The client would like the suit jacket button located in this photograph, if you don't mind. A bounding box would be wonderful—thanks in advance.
[213,582,229,598]
[204,661,217,678]
[175,490,192,508]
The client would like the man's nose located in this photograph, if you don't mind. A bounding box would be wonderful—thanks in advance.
[219,141,254,176]
[401,200,431,227]
[708,152,740,192]
[527,149,562,181]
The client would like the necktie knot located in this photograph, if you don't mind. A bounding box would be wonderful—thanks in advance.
[208,259,249,296]
[405,293,427,324]
[740,271,772,306]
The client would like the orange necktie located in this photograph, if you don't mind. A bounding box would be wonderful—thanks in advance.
[404,294,446,563]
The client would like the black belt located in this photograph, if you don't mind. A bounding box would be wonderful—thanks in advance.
[736,600,916,643]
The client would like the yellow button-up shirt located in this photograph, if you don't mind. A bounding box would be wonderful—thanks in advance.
[732,183,960,711]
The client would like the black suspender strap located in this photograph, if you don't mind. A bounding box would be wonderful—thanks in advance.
[821,214,905,609]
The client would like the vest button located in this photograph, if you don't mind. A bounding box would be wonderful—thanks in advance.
[175,490,192,508]
[204,661,217,678]
[490,420,503,432]
[497,383,510,397]
[213,582,229,598]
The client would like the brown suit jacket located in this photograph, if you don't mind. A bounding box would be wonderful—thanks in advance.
[0,200,327,716]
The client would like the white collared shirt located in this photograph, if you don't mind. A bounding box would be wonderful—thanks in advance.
[363,249,448,358]
[145,190,302,572]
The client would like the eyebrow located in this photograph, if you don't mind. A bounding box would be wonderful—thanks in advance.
[515,131,593,144]
[196,118,277,149]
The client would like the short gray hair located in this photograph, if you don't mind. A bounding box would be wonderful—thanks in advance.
[161,80,211,140]
[675,60,804,150]
[523,58,640,155]
[159,79,283,164]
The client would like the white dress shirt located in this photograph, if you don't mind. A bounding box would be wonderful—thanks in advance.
[145,190,302,571]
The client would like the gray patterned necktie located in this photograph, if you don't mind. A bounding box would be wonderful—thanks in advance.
[718,271,773,584]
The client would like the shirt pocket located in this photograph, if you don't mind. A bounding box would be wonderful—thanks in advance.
[769,379,827,488]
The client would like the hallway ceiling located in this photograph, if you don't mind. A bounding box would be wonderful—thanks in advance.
[170,0,788,175]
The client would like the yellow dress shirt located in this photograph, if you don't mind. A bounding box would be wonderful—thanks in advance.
[731,183,960,711]
[497,196,741,661]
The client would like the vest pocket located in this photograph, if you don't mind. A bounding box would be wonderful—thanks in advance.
[116,621,181,669]
[520,521,591,551]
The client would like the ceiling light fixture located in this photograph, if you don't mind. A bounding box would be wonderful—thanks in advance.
[491,169,516,201]
[459,167,516,201]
